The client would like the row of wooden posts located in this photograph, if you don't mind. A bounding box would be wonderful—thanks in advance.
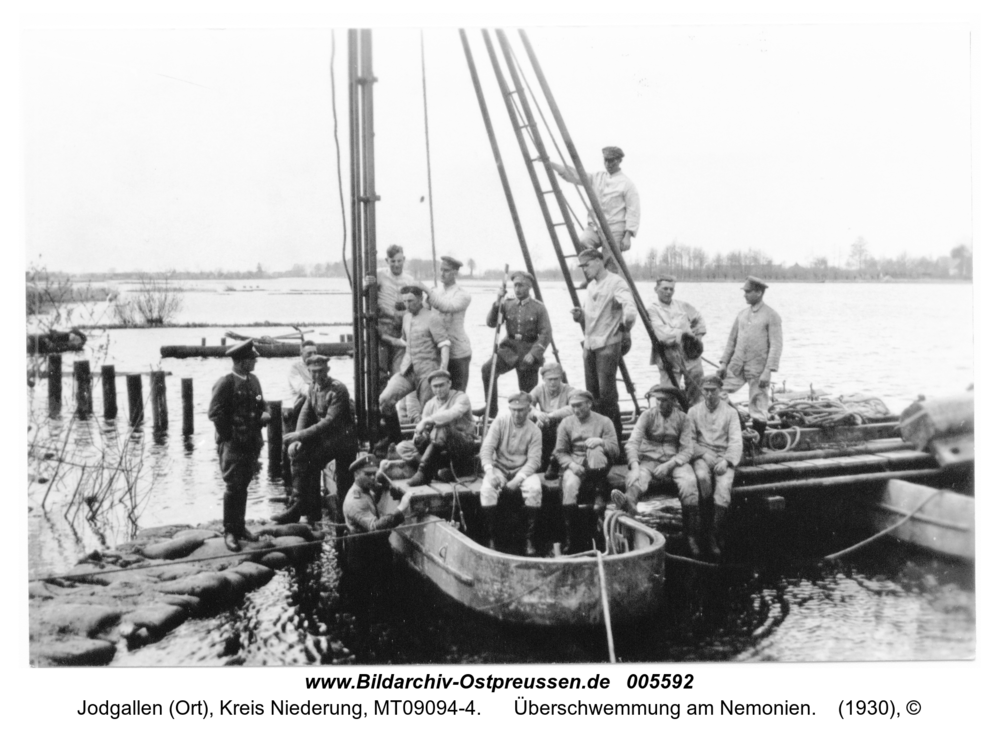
[46,353,288,474]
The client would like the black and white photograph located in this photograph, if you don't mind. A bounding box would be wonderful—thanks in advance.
[13,3,993,726]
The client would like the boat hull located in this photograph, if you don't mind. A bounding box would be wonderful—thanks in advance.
[389,515,665,626]
[867,479,974,561]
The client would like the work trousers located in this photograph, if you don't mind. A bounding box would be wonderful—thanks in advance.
[626,459,699,507]
[692,454,736,508]
[721,371,769,423]
[480,467,543,508]
[291,437,358,507]
[448,355,471,392]
[482,340,541,417]
[560,448,613,506]
[380,368,434,414]
[579,224,626,273]
[396,427,478,466]
[583,342,623,440]
[658,358,705,408]
[377,339,407,391]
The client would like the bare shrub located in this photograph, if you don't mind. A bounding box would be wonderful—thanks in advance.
[113,275,184,326]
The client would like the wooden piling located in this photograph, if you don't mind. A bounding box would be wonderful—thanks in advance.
[181,378,194,435]
[74,360,93,417]
[150,371,168,431]
[126,374,144,427]
[267,400,283,474]
[221,338,227,347]
[201,337,206,346]
[101,365,117,419]
[47,354,62,405]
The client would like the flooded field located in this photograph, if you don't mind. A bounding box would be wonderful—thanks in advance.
[26,278,975,664]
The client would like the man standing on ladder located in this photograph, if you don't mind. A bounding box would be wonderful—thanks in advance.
[482,271,552,418]
[571,249,637,442]
[550,145,640,271]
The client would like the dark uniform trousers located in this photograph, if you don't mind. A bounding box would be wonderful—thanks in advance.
[291,435,357,509]
[482,338,541,417]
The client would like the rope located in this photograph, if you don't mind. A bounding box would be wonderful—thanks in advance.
[28,518,441,584]
[419,31,439,286]
[823,489,941,561]
[329,31,351,291]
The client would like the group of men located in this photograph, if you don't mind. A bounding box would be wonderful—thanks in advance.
[206,144,783,559]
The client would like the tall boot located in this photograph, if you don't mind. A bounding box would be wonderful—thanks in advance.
[752,419,768,448]
[222,489,241,551]
[407,442,439,487]
[375,411,404,452]
[271,474,306,524]
[561,505,576,555]
[544,456,560,481]
[707,504,728,560]
[681,504,702,558]
[235,491,257,542]
[523,506,539,557]
[305,474,322,525]
[482,505,498,551]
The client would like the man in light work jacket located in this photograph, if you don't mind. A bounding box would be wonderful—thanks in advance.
[396,370,477,487]
[426,256,472,391]
[571,248,637,441]
[550,145,640,270]
[479,392,544,555]
[688,375,744,559]
[482,271,552,418]
[717,276,783,445]
[648,276,707,407]
[208,339,271,552]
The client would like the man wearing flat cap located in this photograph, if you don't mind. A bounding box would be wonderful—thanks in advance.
[616,385,699,550]
[479,392,544,555]
[343,454,412,535]
[649,276,707,407]
[395,369,476,487]
[482,270,552,418]
[553,389,620,553]
[529,362,578,478]
[272,354,358,525]
[571,248,637,441]
[363,245,418,391]
[687,375,744,558]
[550,146,640,271]
[208,339,271,551]
[424,256,473,391]
[377,284,451,445]
[717,276,783,444]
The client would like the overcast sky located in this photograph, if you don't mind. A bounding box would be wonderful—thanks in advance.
[22,21,973,274]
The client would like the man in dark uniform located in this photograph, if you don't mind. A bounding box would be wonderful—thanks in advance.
[482,270,552,418]
[208,339,271,551]
[272,354,358,524]
[343,454,412,534]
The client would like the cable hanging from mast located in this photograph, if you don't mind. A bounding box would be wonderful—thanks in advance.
[420,31,439,284]
[329,30,352,291]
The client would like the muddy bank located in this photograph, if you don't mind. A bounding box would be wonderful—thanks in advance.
[29,521,325,666]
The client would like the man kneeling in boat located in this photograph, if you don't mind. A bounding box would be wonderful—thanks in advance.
[395,370,477,486]
[614,385,698,552]
[343,454,412,534]
[480,392,544,555]
[530,362,577,480]
[687,375,744,559]
[553,390,619,553]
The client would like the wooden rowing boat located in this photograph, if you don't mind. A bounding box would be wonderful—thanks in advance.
[389,511,665,627]
[865,479,974,561]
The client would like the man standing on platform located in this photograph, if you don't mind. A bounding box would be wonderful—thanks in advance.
[365,245,417,388]
[571,248,636,440]
[377,285,450,445]
[553,390,619,553]
[482,271,552,418]
[396,370,477,487]
[426,256,472,391]
[273,355,358,524]
[343,454,412,535]
[717,276,783,445]
[286,340,318,429]
[550,146,640,270]
[688,375,744,558]
[479,392,544,555]
[649,276,707,407]
[615,385,699,550]
[529,362,577,479]
[208,339,271,552]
